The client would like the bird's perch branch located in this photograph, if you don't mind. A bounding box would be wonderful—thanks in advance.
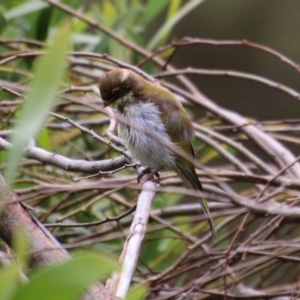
[107,179,158,298]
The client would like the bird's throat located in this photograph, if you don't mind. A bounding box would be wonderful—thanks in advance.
[116,93,137,114]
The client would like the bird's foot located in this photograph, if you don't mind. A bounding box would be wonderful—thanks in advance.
[137,167,162,184]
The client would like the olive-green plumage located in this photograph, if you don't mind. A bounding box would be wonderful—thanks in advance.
[99,68,216,236]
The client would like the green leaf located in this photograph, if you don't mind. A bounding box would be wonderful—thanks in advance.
[15,252,118,300]
[0,266,21,300]
[4,0,48,20]
[4,22,71,185]
[143,0,169,25]
[147,0,205,50]
[102,0,117,24]
[166,0,181,19]
[0,10,6,33]
[35,7,53,41]
[13,228,30,270]
[126,283,148,300]
[36,128,52,150]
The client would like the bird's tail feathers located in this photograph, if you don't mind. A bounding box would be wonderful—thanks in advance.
[175,164,216,237]
[199,197,216,237]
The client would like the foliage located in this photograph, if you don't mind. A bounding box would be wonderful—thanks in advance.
[4,22,71,185]
[14,252,117,300]
[1,1,300,299]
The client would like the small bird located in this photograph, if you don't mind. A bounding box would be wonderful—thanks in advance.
[99,68,216,236]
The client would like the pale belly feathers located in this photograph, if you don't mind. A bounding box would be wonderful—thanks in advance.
[117,101,176,171]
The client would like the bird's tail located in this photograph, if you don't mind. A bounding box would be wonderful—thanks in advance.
[199,197,216,237]
[175,162,216,236]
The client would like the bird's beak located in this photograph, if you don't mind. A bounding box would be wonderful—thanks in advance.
[103,99,113,107]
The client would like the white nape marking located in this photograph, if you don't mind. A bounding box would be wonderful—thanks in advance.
[120,69,130,82]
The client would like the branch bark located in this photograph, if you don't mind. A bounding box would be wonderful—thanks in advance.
[0,173,112,300]
[107,179,158,298]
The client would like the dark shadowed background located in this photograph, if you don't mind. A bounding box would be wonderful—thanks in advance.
[151,0,300,120]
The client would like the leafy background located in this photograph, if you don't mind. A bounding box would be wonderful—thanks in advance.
[1,1,300,299]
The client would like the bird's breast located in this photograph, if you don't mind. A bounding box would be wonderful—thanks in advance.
[117,101,176,170]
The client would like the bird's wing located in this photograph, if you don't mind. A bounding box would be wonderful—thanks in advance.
[151,92,201,189]
[172,131,203,191]
[165,108,216,236]
[151,92,216,235]
[144,84,201,189]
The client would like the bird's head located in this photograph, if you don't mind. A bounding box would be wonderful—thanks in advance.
[99,68,138,107]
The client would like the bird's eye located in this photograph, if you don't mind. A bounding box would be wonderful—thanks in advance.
[110,87,120,99]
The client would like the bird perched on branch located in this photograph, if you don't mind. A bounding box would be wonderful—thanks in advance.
[99,68,216,236]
